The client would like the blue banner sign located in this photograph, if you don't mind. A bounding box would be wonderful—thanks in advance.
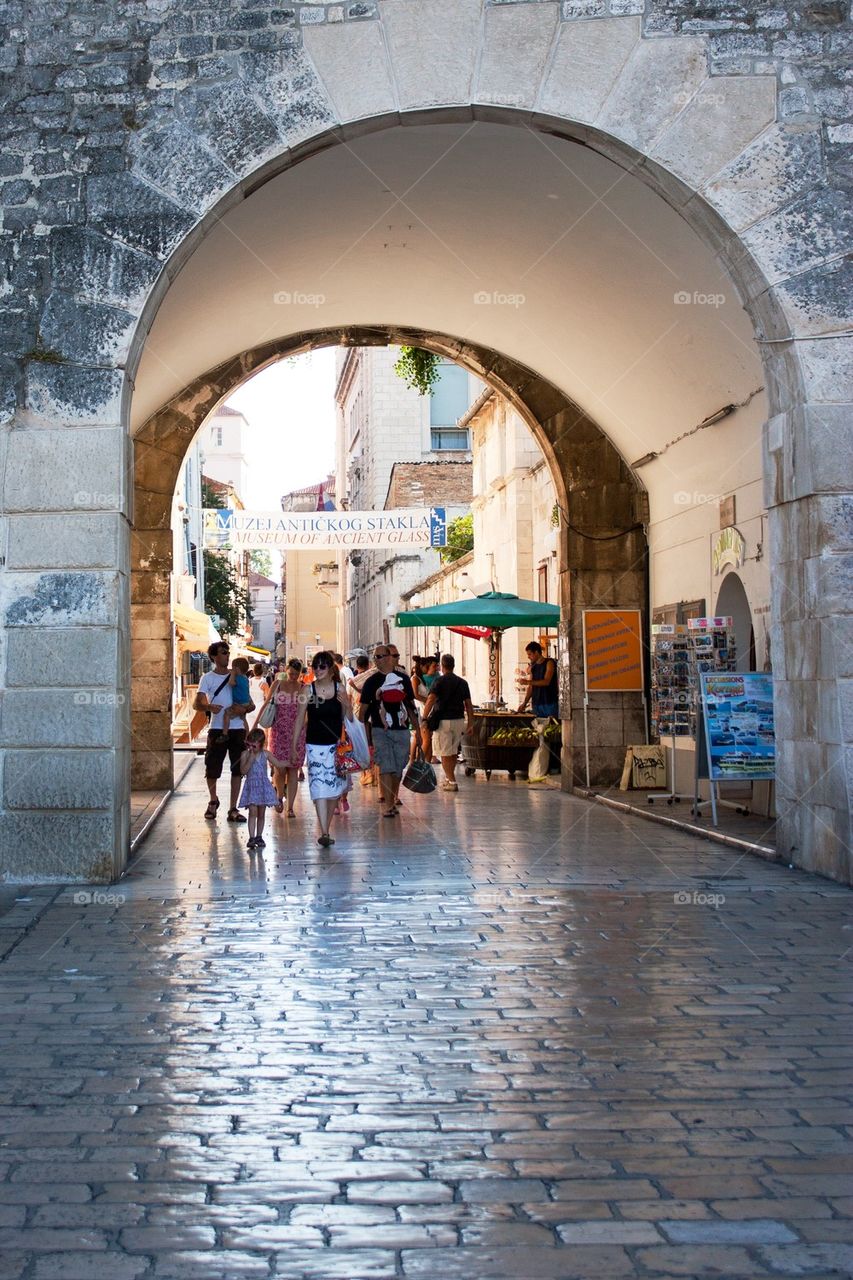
[203,506,449,551]
[429,507,447,547]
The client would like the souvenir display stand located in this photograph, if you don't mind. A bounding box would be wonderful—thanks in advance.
[649,618,738,808]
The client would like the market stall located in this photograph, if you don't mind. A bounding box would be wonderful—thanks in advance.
[462,709,537,779]
[396,591,563,779]
[396,591,561,702]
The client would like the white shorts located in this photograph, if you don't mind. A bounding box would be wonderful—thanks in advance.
[433,718,466,757]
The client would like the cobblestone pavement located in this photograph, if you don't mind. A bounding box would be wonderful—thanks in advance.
[1,762,851,1279]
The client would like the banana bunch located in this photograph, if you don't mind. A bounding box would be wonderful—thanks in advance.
[488,728,538,748]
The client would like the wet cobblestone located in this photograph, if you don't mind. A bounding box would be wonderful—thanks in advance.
[0,763,850,1277]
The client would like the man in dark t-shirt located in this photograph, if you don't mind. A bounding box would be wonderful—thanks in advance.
[359,647,419,817]
[422,654,474,791]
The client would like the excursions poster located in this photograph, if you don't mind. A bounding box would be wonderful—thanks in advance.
[699,671,775,781]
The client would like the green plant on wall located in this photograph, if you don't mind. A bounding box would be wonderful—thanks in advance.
[393,346,441,396]
[440,513,474,564]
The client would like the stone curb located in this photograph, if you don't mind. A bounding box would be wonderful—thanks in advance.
[577,787,782,864]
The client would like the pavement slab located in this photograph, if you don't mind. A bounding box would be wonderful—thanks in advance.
[0,762,850,1278]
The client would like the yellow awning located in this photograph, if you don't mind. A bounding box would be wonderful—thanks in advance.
[173,604,221,653]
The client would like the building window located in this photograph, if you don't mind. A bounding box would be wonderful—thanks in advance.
[211,425,223,447]
[430,363,470,450]
[652,599,706,627]
[537,564,549,604]
[430,427,470,450]
[348,390,363,447]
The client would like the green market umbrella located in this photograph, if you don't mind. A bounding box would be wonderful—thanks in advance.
[396,592,560,700]
[396,592,559,631]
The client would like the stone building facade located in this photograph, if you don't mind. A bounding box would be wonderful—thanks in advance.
[334,345,476,652]
[0,0,850,882]
[401,391,558,706]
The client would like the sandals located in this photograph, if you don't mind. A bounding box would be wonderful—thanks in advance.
[204,799,220,820]
[226,808,247,823]
[382,808,398,818]
[318,834,335,847]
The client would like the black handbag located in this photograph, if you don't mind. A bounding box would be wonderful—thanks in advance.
[402,754,437,794]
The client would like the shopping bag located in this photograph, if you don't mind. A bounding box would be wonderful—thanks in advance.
[344,714,371,768]
[402,756,437,794]
[335,727,363,778]
[527,717,551,782]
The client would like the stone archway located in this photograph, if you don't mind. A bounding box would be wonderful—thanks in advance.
[132,327,648,793]
[2,3,850,882]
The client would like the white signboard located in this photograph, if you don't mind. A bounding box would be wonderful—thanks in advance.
[203,507,448,551]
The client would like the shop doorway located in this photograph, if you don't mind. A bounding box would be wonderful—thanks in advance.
[715,572,756,674]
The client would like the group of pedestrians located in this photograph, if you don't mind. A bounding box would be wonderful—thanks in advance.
[194,640,474,850]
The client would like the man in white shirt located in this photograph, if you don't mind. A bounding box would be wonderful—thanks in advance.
[194,641,255,823]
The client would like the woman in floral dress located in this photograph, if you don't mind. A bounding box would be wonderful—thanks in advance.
[255,657,306,817]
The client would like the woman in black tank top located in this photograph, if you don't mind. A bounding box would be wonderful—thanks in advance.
[306,682,344,744]
[291,651,353,846]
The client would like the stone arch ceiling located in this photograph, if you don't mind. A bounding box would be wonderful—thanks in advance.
[131,118,767,526]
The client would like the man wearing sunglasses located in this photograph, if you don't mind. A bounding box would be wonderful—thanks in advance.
[194,641,255,823]
[359,646,419,817]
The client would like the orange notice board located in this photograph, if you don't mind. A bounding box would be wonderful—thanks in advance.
[582,609,644,692]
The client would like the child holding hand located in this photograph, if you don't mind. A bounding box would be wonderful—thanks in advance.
[238,729,289,849]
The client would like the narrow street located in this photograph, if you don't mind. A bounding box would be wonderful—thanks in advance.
[0,765,850,1278]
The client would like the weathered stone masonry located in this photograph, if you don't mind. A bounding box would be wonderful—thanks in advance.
[0,0,851,882]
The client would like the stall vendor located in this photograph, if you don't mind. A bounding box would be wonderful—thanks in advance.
[517,641,559,717]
